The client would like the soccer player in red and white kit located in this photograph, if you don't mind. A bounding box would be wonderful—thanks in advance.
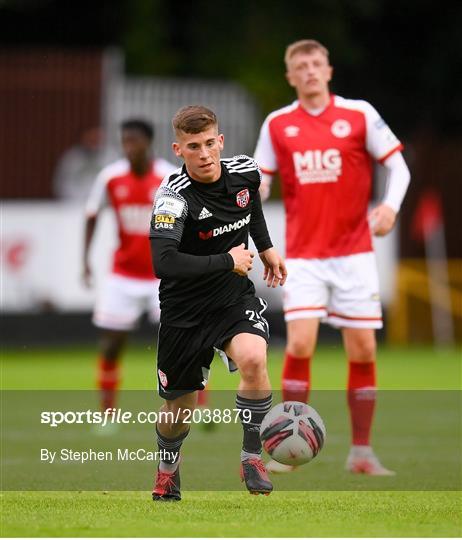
[83,119,177,413]
[254,40,410,475]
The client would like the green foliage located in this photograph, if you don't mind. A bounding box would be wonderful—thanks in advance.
[120,0,462,134]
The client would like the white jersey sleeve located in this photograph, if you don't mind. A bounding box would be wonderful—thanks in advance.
[259,173,273,202]
[381,151,411,213]
[362,101,403,162]
[254,116,278,174]
[85,159,129,217]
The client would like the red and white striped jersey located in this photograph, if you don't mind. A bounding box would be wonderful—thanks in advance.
[86,158,178,279]
[254,95,403,259]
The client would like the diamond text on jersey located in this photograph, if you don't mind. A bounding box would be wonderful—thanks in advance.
[199,214,251,240]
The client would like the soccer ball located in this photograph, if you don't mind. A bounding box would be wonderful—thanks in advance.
[260,401,326,466]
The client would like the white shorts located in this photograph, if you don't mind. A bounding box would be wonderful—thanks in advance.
[93,274,160,332]
[283,252,383,329]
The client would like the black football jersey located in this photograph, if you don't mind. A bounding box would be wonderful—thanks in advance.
[149,155,272,327]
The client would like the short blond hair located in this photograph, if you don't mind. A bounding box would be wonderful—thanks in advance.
[284,39,329,67]
[172,105,218,134]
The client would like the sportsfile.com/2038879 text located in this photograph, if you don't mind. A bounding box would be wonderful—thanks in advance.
[40,408,251,428]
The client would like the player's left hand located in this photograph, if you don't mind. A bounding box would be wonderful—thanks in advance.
[259,248,287,288]
[368,204,396,236]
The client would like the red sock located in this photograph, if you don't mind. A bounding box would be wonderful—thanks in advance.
[347,361,376,446]
[282,353,311,403]
[97,357,120,411]
[197,387,208,407]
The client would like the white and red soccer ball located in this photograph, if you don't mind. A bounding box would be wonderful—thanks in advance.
[260,401,326,466]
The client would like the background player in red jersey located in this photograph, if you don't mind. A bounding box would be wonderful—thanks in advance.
[254,40,411,474]
[83,119,177,413]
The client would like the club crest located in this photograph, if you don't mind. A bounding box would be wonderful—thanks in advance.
[158,369,168,387]
[236,188,250,208]
[331,119,351,138]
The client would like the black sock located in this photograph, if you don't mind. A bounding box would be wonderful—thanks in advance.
[156,426,189,471]
[236,393,272,455]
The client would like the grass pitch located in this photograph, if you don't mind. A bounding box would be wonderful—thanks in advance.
[1,343,461,537]
[3,343,460,390]
[3,491,461,537]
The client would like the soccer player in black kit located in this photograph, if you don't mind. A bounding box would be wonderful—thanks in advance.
[149,105,287,501]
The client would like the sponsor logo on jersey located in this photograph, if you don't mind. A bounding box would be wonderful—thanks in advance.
[154,196,185,217]
[331,119,351,138]
[158,369,168,387]
[199,230,213,240]
[198,207,213,220]
[199,214,251,240]
[155,214,175,224]
[293,149,342,184]
[284,125,300,137]
[236,189,250,208]
[154,222,173,229]
[120,204,152,233]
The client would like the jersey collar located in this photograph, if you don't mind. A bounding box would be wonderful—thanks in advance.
[297,94,334,118]
[184,163,228,192]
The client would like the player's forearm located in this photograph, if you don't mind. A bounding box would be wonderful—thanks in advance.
[381,152,411,213]
[83,215,97,264]
[249,191,273,252]
[151,238,234,279]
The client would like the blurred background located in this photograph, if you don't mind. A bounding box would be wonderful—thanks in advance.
[1,0,461,348]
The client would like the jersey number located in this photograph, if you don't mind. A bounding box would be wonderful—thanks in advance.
[245,309,269,334]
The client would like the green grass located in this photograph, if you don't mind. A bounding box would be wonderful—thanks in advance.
[2,491,461,537]
[1,344,461,537]
[2,344,461,390]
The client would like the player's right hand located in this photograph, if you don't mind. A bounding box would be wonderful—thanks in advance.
[368,203,397,236]
[229,243,254,276]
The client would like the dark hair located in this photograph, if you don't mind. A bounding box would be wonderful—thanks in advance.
[172,105,218,134]
[120,119,154,140]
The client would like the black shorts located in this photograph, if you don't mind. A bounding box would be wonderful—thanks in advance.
[156,296,269,400]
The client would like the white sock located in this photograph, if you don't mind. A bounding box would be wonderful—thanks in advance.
[241,450,261,462]
[351,445,373,456]
[159,459,180,473]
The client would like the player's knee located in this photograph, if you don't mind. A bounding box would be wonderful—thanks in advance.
[351,337,376,362]
[100,332,125,359]
[160,403,192,431]
[101,343,117,360]
[173,407,193,424]
[287,334,313,357]
[238,351,267,381]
